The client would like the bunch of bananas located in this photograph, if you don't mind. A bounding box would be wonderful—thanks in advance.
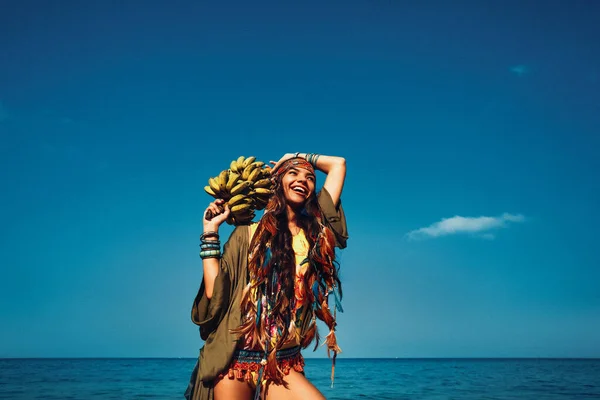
[204,155,273,225]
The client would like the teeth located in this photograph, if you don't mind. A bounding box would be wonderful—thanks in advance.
[292,187,306,194]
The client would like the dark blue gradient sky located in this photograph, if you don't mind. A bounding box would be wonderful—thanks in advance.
[1,0,599,358]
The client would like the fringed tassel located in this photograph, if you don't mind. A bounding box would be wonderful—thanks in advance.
[265,346,278,380]
[255,294,262,327]
[313,321,321,351]
[253,345,269,400]
[324,329,342,354]
[325,330,341,389]
[325,307,342,389]
[331,287,344,313]
[262,247,272,270]
[253,363,265,400]
[331,306,338,388]
[331,350,337,388]
[300,319,317,349]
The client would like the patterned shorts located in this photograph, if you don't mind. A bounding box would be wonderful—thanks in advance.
[218,346,305,386]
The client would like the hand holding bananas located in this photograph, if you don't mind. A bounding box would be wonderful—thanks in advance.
[203,199,230,231]
[204,155,273,226]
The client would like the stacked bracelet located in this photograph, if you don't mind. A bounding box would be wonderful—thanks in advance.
[201,231,219,241]
[199,249,221,259]
[200,242,220,250]
[305,153,320,168]
[199,231,221,260]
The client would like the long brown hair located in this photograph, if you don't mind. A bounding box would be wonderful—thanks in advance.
[231,166,342,384]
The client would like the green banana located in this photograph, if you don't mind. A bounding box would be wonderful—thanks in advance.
[228,193,247,206]
[247,167,262,183]
[232,207,255,219]
[226,172,241,190]
[231,202,252,213]
[259,169,271,179]
[253,178,271,188]
[230,159,238,173]
[217,170,229,191]
[241,164,255,180]
[204,185,216,196]
[205,157,274,226]
[208,177,221,193]
[242,156,256,169]
[254,187,272,195]
[236,155,245,168]
[230,181,251,196]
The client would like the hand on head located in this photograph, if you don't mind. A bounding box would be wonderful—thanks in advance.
[269,153,297,174]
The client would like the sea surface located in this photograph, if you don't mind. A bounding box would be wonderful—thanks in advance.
[1,358,599,399]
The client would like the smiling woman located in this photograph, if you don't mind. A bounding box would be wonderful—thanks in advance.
[185,153,349,400]
[280,165,316,209]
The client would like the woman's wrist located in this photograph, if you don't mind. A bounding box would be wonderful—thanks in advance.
[203,224,220,235]
[295,152,320,169]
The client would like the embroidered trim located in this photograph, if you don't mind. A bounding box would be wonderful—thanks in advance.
[218,346,305,384]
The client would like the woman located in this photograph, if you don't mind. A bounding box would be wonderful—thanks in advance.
[185,152,348,400]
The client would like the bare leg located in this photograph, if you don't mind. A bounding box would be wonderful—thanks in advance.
[214,377,254,400]
[264,370,326,400]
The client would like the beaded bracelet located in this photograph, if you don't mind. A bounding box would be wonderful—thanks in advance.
[200,231,219,241]
[312,154,320,166]
[200,242,221,250]
[200,249,221,260]
[200,241,220,247]
[305,153,319,167]
[200,230,221,259]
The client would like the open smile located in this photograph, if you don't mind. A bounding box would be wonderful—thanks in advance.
[291,185,308,195]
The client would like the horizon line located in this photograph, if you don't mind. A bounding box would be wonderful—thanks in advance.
[2,356,600,360]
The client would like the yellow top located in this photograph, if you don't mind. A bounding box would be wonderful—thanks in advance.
[249,222,310,278]
[247,222,310,348]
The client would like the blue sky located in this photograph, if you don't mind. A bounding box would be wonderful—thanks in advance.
[1,0,599,358]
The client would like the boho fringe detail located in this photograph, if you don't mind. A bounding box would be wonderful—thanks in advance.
[218,347,305,386]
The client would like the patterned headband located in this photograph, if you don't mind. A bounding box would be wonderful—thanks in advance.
[272,157,315,179]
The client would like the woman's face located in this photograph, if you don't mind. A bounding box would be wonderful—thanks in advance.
[280,166,316,208]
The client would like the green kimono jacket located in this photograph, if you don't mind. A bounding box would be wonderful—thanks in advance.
[185,188,349,400]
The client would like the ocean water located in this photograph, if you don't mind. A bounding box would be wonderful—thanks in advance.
[1,358,599,399]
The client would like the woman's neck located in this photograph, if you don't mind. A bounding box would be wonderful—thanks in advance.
[286,207,301,235]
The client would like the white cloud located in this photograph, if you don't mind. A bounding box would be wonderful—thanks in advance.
[407,213,525,240]
[509,64,530,77]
